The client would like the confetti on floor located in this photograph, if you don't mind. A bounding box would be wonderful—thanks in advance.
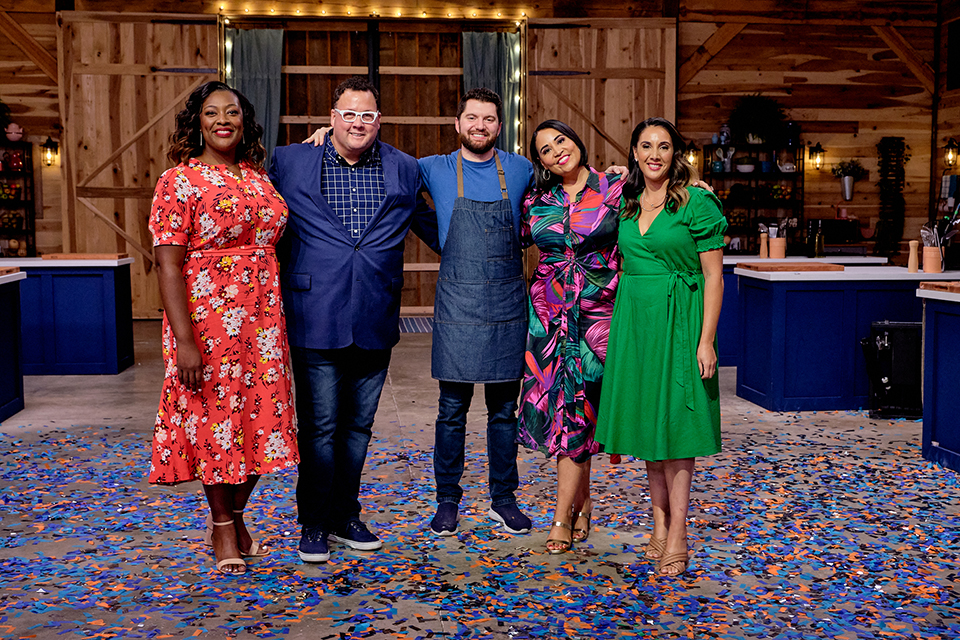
[0,409,957,638]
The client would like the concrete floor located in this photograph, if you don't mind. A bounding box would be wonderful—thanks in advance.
[0,320,957,639]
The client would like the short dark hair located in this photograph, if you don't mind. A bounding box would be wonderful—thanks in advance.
[168,80,265,167]
[457,87,503,123]
[529,119,589,191]
[333,76,381,110]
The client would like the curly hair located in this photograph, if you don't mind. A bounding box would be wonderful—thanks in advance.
[528,119,589,192]
[167,81,266,167]
[621,117,699,221]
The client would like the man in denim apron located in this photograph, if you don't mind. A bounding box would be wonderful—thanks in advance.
[418,88,535,536]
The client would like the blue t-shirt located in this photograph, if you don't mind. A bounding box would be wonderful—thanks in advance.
[418,149,534,248]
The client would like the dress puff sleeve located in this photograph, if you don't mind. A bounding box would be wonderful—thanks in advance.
[683,186,728,253]
[149,164,195,247]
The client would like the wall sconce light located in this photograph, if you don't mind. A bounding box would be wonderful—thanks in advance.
[685,142,699,168]
[809,142,825,170]
[945,138,958,168]
[41,136,59,167]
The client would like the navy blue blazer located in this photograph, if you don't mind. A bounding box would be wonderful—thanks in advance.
[270,140,439,351]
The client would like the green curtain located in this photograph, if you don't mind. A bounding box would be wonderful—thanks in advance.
[225,29,284,169]
[462,32,521,154]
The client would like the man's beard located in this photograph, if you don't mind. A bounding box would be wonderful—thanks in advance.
[459,129,498,155]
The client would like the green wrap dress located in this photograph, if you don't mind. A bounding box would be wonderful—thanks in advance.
[595,187,727,460]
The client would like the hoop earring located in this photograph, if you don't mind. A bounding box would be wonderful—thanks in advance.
[539,167,551,182]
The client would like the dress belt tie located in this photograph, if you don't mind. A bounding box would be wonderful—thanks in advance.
[667,269,700,411]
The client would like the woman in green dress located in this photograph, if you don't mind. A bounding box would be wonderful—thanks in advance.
[595,117,726,576]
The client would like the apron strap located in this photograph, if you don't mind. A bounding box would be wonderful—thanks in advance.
[456,150,510,200]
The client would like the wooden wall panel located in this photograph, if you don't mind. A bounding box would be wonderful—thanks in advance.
[527,19,676,172]
[936,7,960,215]
[60,13,218,318]
[678,21,935,257]
[0,12,59,136]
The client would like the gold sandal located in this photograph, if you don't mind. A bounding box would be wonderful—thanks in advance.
[545,521,573,555]
[572,510,592,543]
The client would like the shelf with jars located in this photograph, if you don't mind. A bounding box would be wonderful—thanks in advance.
[703,142,804,255]
[0,141,35,258]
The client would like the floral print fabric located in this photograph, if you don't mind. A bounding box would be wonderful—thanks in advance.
[518,169,624,461]
[148,159,298,485]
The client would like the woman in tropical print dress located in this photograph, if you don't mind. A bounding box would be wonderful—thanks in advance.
[149,81,298,575]
[517,120,624,554]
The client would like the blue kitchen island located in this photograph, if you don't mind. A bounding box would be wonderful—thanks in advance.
[718,256,887,367]
[735,266,957,412]
[0,257,135,375]
[917,287,960,472]
[0,268,26,421]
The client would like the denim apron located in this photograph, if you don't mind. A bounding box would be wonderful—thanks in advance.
[431,151,527,382]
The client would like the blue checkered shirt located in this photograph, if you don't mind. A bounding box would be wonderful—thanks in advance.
[321,139,386,240]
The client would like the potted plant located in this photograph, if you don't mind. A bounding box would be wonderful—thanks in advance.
[728,94,788,145]
[831,159,869,201]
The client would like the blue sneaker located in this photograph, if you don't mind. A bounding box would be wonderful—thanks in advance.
[488,504,532,534]
[298,525,330,563]
[330,520,382,551]
[429,503,459,536]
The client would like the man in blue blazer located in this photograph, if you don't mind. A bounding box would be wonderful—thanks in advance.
[270,76,438,564]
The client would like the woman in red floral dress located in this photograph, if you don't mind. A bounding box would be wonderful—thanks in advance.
[149,81,298,575]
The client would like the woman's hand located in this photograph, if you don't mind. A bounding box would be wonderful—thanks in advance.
[604,164,628,176]
[697,340,718,379]
[302,127,332,146]
[176,339,204,391]
[692,180,715,194]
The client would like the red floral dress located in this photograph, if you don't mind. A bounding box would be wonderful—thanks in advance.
[148,158,298,485]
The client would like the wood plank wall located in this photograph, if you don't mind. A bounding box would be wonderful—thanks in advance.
[678,21,936,256]
[0,0,948,289]
[938,4,960,209]
[527,19,676,172]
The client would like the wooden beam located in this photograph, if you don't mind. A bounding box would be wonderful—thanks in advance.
[0,10,57,82]
[281,65,368,75]
[871,26,935,94]
[282,65,462,76]
[74,63,218,75]
[77,197,155,266]
[281,115,453,125]
[530,68,666,80]
[76,77,209,188]
[76,187,156,198]
[538,79,628,160]
[678,23,746,88]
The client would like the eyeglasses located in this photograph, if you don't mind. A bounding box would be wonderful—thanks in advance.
[333,109,380,124]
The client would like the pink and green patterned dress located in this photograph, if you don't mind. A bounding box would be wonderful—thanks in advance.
[518,169,624,463]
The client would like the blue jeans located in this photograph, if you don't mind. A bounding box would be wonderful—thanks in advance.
[434,380,521,508]
[291,345,391,530]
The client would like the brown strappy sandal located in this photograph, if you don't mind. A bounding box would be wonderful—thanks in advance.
[644,535,667,560]
[658,550,689,576]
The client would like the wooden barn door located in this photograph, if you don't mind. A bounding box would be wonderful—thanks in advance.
[527,18,677,170]
[58,12,219,318]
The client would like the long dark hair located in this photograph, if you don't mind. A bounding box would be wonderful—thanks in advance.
[621,117,698,220]
[528,119,589,191]
[167,81,266,167]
